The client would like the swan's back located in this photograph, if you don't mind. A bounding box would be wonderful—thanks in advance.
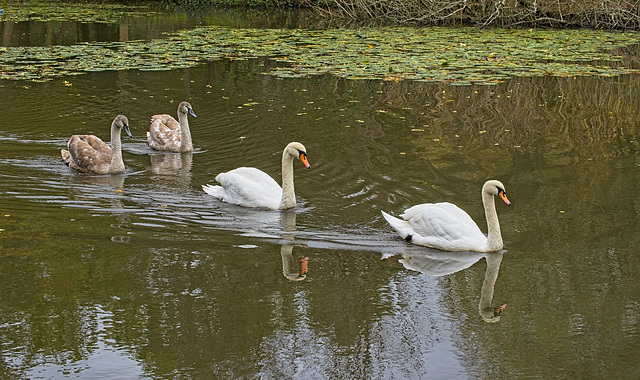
[147,114,181,151]
[63,134,112,174]
[204,167,282,209]
[402,202,488,251]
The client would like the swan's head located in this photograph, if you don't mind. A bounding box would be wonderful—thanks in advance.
[285,142,310,168]
[178,101,197,118]
[113,115,132,138]
[483,180,510,205]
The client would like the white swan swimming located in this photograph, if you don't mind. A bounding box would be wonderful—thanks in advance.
[61,115,132,174]
[147,101,197,152]
[202,142,310,210]
[382,180,511,252]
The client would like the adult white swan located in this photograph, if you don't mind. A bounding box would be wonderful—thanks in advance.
[147,101,197,152]
[381,180,511,252]
[202,142,310,210]
[61,115,132,174]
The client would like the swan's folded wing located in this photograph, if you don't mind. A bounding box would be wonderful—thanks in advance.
[148,114,181,149]
[81,135,111,154]
[150,114,181,132]
[213,167,283,209]
[68,134,111,172]
[402,202,487,251]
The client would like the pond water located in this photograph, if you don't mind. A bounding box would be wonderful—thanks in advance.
[1,4,640,380]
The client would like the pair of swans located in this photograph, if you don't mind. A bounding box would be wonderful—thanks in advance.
[147,105,311,211]
[61,101,197,174]
[203,154,509,252]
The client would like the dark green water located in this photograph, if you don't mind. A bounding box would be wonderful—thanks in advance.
[1,5,640,380]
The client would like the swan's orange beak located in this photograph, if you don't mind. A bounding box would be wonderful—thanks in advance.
[299,153,310,168]
[499,190,511,205]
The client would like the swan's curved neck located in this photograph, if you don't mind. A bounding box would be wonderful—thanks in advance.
[279,151,296,209]
[479,253,503,322]
[483,190,503,251]
[109,124,125,173]
[178,111,193,152]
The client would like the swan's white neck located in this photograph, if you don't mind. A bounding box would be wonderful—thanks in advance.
[482,190,503,251]
[178,111,193,152]
[109,123,125,174]
[279,150,296,209]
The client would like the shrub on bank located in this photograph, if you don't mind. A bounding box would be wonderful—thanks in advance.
[152,0,640,29]
[306,0,640,29]
[156,0,305,7]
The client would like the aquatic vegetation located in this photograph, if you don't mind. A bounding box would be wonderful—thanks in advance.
[1,24,640,83]
[0,0,159,23]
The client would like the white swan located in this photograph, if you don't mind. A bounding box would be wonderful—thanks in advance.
[381,180,511,252]
[61,115,132,174]
[147,101,197,152]
[202,142,310,210]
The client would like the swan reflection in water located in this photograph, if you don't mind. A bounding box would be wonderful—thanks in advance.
[279,210,309,281]
[149,152,193,175]
[280,244,309,281]
[399,250,506,323]
[147,151,192,183]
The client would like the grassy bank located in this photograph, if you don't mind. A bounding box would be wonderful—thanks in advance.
[151,0,640,29]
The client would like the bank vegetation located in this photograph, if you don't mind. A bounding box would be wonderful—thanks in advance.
[156,0,640,29]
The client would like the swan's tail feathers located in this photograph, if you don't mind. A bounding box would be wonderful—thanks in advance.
[381,210,414,240]
[61,149,71,165]
[202,184,224,199]
[145,131,156,149]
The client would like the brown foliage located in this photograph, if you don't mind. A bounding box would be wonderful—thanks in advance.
[305,0,640,29]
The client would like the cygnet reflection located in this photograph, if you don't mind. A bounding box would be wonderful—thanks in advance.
[148,152,193,190]
[149,152,193,175]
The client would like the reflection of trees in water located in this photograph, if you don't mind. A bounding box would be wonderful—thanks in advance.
[376,75,640,168]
